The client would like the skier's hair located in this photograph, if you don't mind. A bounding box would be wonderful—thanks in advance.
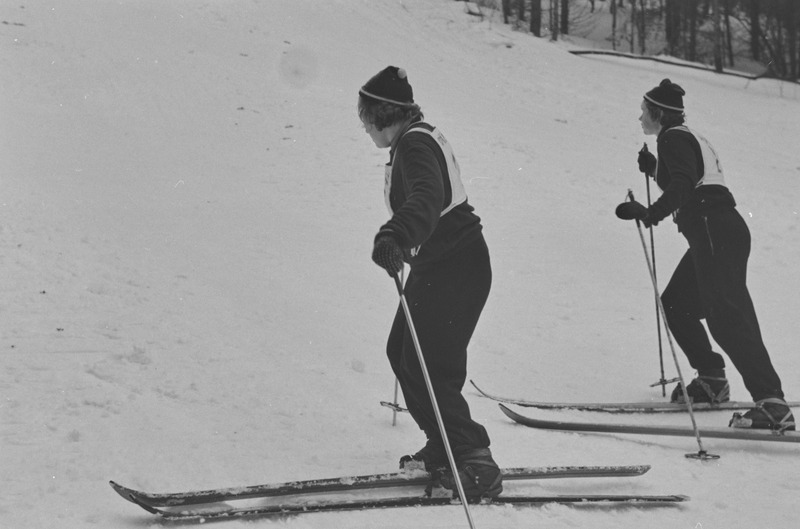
[644,101,685,129]
[358,96,423,131]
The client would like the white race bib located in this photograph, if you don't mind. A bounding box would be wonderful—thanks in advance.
[384,123,467,215]
[671,125,726,187]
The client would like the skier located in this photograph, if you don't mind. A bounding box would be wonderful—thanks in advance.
[616,78,794,431]
[358,66,503,498]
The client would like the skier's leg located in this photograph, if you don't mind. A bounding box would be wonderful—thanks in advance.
[397,238,492,451]
[661,250,725,372]
[399,236,501,498]
[698,210,784,401]
[387,296,444,450]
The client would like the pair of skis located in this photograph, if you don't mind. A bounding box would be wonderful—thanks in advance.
[117,377,798,521]
[110,464,687,520]
[471,381,800,444]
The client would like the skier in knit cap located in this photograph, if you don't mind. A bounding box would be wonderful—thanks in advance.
[616,78,794,431]
[358,66,503,499]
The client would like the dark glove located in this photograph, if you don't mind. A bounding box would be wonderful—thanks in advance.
[615,200,653,228]
[372,233,404,276]
[637,145,657,176]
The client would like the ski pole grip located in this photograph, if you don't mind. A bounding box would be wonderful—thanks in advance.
[626,189,641,227]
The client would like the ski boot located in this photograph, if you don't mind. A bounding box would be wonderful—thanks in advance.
[399,439,447,473]
[671,370,730,404]
[438,447,503,502]
[729,398,795,431]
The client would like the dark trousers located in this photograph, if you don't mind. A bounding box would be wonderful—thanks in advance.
[387,236,492,452]
[661,208,784,401]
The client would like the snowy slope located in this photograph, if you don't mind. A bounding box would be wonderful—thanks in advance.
[1,1,798,528]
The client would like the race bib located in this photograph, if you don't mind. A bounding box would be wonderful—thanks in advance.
[672,126,726,187]
[383,123,467,215]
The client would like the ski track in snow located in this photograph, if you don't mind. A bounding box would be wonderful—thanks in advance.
[1,1,798,528]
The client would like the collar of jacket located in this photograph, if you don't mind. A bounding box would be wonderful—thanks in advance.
[389,117,423,158]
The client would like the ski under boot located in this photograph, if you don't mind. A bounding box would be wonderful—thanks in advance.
[438,447,503,501]
[730,398,796,431]
[671,375,730,404]
[399,439,447,473]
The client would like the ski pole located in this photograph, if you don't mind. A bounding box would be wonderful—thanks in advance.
[382,376,407,419]
[626,190,719,461]
[391,378,400,426]
[392,273,478,529]
[641,143,667,396]
[390,271,404,427]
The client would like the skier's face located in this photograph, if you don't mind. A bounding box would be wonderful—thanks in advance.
[362,119,392,148]
[639,101,661,136]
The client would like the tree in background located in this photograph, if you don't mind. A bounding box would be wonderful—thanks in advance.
[550,0,560,41]
[712,0,723,71]
[561,0,571,35]
[484,0,798,80]
[530,1,543,36]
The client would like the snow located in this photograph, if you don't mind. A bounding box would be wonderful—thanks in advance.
[1,1,798,528]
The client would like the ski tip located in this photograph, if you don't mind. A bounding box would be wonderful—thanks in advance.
[109,480,126,495]
[109,482,161,514]
[109,480,141,506]
[470,379,492,397]
[498,403,517,418]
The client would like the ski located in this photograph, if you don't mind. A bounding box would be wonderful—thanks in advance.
[125,492,689,520]
[110,464,651,509]
[472,380,800,413]
[499,404,800,443]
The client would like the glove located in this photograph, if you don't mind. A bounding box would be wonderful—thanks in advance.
[615,200,653,228]
[372,233,404,276]
[637,145,657,176]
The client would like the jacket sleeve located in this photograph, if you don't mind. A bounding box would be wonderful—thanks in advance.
[648,131,701,224]
[378,135,445,249]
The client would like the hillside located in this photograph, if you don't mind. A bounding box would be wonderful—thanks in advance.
[1,1,799,528]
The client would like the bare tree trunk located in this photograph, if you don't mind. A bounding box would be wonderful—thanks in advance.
[724,0,735,66]
[612,0,618,51]
[687,1,698,62]
[531,0,542,37]
[550,0,560,41]
[712,0,723,71]
[749,0,760,61]
[772,3,786,76]
[561,0,569,35]
[639,0,647,54]
[665,0,680,56]
[786,0,798,78]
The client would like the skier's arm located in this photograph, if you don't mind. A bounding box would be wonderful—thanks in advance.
[647,134,701,223]
[377,137,444,249]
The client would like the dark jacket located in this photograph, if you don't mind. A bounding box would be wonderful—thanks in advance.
[377,121,483,268]
[648,126,736,233]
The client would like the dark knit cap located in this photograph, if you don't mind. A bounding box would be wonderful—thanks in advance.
[644,78,685,112]
[359,66,414,106]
